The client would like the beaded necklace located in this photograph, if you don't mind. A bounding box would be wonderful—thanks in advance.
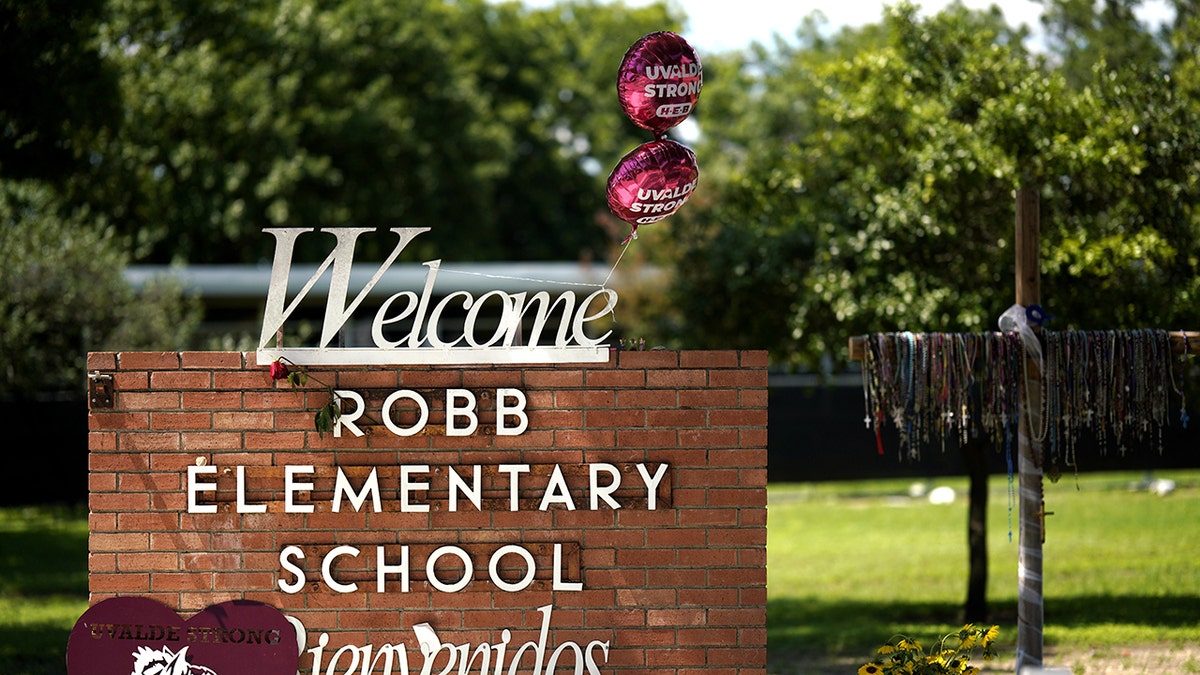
[860,329,1185,471]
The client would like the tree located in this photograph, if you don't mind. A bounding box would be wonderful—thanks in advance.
[1,0,201,398]
[0,181,201,398]
[0,0,120,183]
[675,5,1033,362]
[1033,0,1200,329]
[1038,0,1165,87]
[674,0,1199,367]
[668,1,1200,620]
[78,0,680,265]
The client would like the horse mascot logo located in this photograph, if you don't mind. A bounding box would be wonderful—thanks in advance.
[130,645,218,675]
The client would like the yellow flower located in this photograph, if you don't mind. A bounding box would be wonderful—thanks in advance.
[865,627,1000,675]
[897,638,922,652]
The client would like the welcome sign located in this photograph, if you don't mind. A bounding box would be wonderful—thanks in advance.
[84,229,768,675]
[256,227,617,366]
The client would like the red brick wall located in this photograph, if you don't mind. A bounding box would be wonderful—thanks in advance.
[86,350,768,674]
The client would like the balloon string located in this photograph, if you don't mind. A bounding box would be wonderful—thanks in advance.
[601,237,632,289]
[387,240,634,327]
[593,237,635,325]
[433,238,632,300]
[437,268,609,290]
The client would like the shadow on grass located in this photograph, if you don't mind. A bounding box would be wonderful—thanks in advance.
[0,528,89,597]
[0,506,88,675]
[768,593,1200,665]
[0,620,77,675]
[1045,593,1200,628]
[769,597,971,658]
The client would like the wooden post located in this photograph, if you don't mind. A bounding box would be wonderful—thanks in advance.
[844,186,1200,667]
[1015,187,1044,672]
[845,186,1197,674]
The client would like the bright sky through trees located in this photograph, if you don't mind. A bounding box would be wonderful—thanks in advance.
[512,0,1173,53]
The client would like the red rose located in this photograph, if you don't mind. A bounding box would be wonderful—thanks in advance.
[269,359,289,381]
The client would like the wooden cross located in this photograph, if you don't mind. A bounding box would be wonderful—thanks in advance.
[848,188,1198,672]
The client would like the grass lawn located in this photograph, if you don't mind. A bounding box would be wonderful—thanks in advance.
[0,505,88,675]
[2,470,1198,674]
[767,469,1200,672]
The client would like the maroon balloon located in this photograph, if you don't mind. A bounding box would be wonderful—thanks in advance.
[616,31,702,135]
[67,597,298,675]
[607,139,699,239]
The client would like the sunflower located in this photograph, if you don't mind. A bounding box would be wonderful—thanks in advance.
[860,626,1000,674]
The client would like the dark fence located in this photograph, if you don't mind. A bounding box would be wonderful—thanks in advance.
[768,382,1200,483]
[3,397,89,505]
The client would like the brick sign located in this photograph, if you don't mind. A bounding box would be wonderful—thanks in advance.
[86,349,768,674]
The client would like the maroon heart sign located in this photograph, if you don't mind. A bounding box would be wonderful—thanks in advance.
[67,597,298,675]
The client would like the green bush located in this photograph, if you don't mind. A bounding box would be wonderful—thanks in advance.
[0,181,200,398]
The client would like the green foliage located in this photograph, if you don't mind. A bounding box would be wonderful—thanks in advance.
[672,2,1200,369]
[0,0,120,183]
[0,182,200,397]
[1040,0,1166,88]
[2,0,681,394]
[79,0,679,264]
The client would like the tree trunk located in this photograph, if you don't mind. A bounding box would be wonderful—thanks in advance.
[962,438,989,622]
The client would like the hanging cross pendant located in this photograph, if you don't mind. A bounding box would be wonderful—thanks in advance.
[1034,501,1054,544]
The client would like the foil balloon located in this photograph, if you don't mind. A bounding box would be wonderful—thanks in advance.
[616,31,702,136]
[606,139,699,240]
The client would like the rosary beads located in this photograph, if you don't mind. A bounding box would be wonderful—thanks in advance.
[861,329,1185,475]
